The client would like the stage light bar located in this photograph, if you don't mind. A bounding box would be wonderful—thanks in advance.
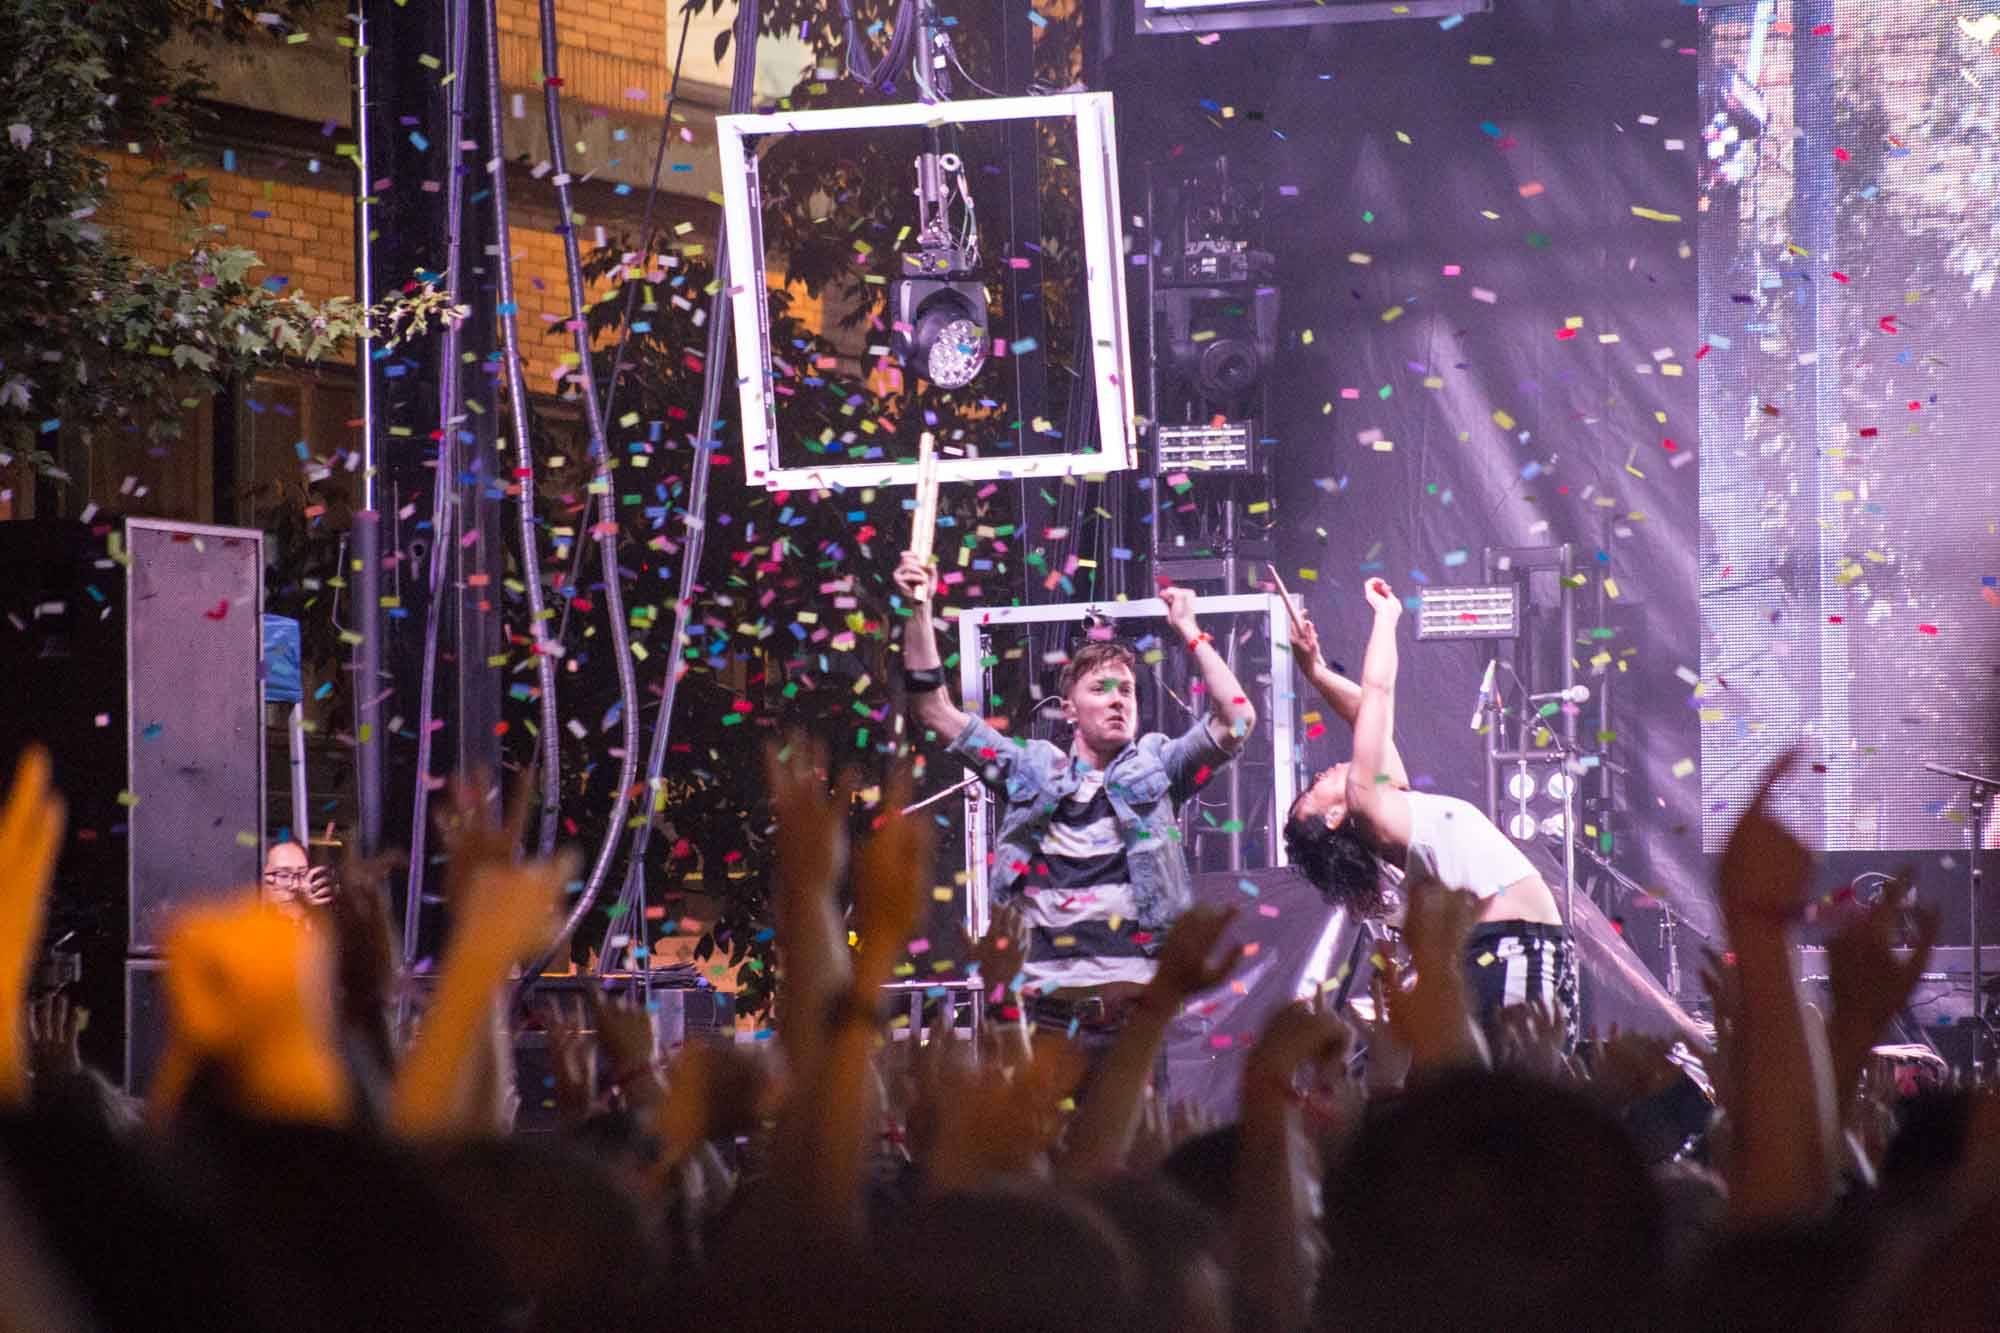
[1139,0,1491,35]
[1156,420,1256,474]
[1415,585,1520,641]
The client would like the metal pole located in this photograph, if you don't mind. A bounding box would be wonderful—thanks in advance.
[352,510,382,859]
[478,0,563,857]
[400,0,473,980]
[1224,499,1243,871]
[1973,788,1989,1078]
[350,8,382,861]
[524,0,762,1001]
[288,702,308,842]
[1560,543,1578,1019]
[537,0,643,928]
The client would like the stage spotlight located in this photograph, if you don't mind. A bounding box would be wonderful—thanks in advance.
[1545,771,1574,802]
[1159,286,1280,402]
[891,270,989,390]
[1507,770,1538,803]
[1540,811,1569,840]
[890,145,991,391]
[1508,811,1539,842]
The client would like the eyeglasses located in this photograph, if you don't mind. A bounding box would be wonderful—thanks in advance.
[263,868,313,886]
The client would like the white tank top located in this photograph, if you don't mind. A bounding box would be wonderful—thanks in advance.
[1401,791,1538,900]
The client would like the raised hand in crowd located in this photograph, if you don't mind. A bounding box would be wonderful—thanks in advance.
[26,991,86,1089]
[1826,870,1940,1113]
[26,990,84,1080]
[325,850,403,1093]
[1359,966,1414,1097]
[1589,1024,1681,1110]
[392,769,576,1138]
[1492,999,1574,1085]
[922,1027,1086,1194]
[654,1037,766,1178]
[1382,865,1488,1074]
[962,899,1029,1002]
[1063,904,1245,1179]
[1238,1000,1355,1333]
[0,747,64,1108]
[587,985,663,1115]
[1713,747,1837,1224]
[539,996,598,1129]
[765,764,930,1242]
[765,735,853,1078]
[1129,1096,1214,1175]
[149,896,350,1126]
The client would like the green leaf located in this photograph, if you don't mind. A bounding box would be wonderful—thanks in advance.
[713,27,731,64]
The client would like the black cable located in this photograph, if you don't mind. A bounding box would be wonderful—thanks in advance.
[578,0,763,988]
[520,0,646,982]
[842,0,919,91]
[552,2,697,649]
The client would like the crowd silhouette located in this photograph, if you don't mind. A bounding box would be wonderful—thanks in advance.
[0,739,1993,1331]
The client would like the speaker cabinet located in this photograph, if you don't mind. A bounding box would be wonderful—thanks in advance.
[124,518,266,950]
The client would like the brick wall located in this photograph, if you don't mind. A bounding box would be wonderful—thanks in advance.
[101,151,635,388]
[89,0,823,436]
[496,0,686,118]
[98,145,819,393]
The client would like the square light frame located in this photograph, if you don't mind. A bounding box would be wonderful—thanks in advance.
[951,593,1299,939]
[715,92,1136,492]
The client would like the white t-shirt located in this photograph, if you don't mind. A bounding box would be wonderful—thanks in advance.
[1401,791,1538,900]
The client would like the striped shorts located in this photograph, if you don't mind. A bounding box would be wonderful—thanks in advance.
[1463,920,1579,1053]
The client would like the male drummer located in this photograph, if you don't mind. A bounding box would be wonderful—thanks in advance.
[1281,577,1573,1046]
[894,552,1256,1036]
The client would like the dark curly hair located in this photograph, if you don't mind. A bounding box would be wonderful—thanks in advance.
[1284,800,1392,918]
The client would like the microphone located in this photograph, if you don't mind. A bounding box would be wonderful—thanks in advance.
[1528,685,1592,705]
[1469,658,1497,731]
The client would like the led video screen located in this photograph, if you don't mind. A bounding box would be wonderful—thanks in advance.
[1698,2,2000,850]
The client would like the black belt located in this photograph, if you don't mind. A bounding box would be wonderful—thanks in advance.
[1028,993,1136,1032]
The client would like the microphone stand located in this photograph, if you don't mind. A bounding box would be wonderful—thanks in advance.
[1924,761,2000,1078]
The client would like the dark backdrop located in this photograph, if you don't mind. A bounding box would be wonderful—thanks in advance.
[1108,0,1716,980]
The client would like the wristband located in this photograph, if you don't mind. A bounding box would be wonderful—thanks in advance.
[905,666,945,693]
[1184,631,1213,650]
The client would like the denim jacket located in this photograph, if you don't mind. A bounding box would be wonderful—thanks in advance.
[946,713,1237,929]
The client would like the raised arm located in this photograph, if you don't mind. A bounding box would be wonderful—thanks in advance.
[1716,750,1838,1224]
[1346,578,1412,848]
[1162,586,1257,753]
[1284,599,1408,789]
[894,550,973,743]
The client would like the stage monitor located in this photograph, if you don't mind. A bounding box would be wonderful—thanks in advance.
[1137,0,1491,35]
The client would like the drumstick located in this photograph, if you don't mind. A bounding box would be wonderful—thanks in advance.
[910,433,939,602]
[1265,561,1304,631]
